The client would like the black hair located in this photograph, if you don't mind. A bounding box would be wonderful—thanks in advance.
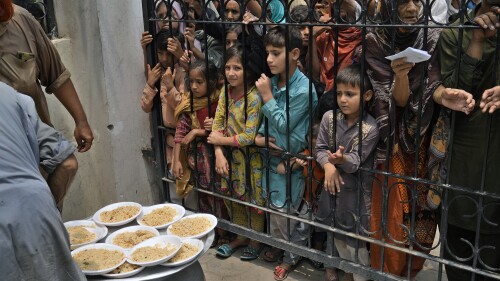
[263,26,303,52]
[336,64,373,93]
[227,24,242,37]
[289,5,319,23]
[155,29,185,51]
[189,60,221,96]
[225,44,260,86]
[316,89,335,123]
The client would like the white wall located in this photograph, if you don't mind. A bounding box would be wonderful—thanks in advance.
[47,0,162,220]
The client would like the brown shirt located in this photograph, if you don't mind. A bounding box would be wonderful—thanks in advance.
[0,5,71,125]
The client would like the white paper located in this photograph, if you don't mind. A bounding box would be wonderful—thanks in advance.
[385,47,431,64]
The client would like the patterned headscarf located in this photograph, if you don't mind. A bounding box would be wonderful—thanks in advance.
[364,0,441,162]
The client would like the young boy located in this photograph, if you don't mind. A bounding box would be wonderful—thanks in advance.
[140,29,186,180]
[254,26,318,281]
[315,64,379,281]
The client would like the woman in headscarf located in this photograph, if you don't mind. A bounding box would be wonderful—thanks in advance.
[365,0,474,277]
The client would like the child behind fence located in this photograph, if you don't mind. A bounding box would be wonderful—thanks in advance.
[315,64,379,281]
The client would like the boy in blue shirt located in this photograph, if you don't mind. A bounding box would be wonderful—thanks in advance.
[255,26,318,280]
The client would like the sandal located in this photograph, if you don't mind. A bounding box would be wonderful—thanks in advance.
[263,247,284,263]
[309,259,325,271]
[240,245,262,261]
[215,244,234,258]
[274,263,294,281]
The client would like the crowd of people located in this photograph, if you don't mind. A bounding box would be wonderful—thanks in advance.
[1,0,500,279]
[139,0,500,280]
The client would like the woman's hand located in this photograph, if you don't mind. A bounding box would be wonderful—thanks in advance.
[181,129,200,146]
[204,117,213,131]
[390,57,414,77]
[207,131,224,145]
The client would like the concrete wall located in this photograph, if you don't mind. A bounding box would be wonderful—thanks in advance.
[47,0,162,221]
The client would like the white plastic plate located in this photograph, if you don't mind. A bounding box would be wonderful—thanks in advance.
[166,213,217,239]
[101,262,145,278]
[64,220,108,250]
[93,202,142,227]
[105,225,160,250]
[136,203,185,229]
[127,235,182,267]
[71,243,126,275]
[161,238,204,267]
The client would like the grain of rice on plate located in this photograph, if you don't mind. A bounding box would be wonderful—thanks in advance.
[100,206,140,223]
[109,262,141,274]
[169,217,212,237]
[131,243,177,262]
[67,226,97,245]
[167,243,199,263]
[140,206,177,226]
[73,249,124,271]
[113,230,156,248]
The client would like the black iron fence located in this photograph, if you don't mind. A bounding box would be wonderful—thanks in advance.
[142,0,500,279]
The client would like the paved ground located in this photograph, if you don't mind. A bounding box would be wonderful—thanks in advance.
[199,233,448,281]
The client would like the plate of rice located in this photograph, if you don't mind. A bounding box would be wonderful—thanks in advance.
[64,220,108,250]
[161,238,204,267]
[136,203,185,229]
[71,243,126,275]
[101,262,145,278]
[127,235,182,267]
[93,202,142,227]
[166,213,217,239]
[105,225,160,250]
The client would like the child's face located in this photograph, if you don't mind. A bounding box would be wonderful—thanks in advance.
[189,69,208,98]
[336,83,362,118]
[157,49,177,69]
[224,0,241,21]
[266,45,287,75]
[226,31,238,49]
[225,57,244,88]
[300,27,309,47]
[156,3,180,30]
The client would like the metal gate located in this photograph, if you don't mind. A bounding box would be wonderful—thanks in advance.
[141,0,500,279]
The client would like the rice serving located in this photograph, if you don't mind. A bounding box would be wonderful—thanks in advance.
[109,262,141,274]
[113,230,156,248]
[169,217,212,237]
[167,243,199,263]
[100,206,140,223]
[140,206,177,226]
[67,226,97,245]
[72,248,124,271]
[130,243,177,262]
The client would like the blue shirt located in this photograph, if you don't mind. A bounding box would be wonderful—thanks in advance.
[258,68,318,208]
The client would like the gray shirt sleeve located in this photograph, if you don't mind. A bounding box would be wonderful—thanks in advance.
[315,111,333,168]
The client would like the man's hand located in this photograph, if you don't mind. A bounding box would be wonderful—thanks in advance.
[441,88,475,114]
[255,134,282,151]
[256,74,273,103]
[480,86,500,113]
[147,63,162,88]
[472,6,500,42]
[75,121,94,152]
[324,163,344,195]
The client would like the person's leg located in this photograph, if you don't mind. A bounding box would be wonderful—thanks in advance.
[346,244,370,281]
[46,154,78,211]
